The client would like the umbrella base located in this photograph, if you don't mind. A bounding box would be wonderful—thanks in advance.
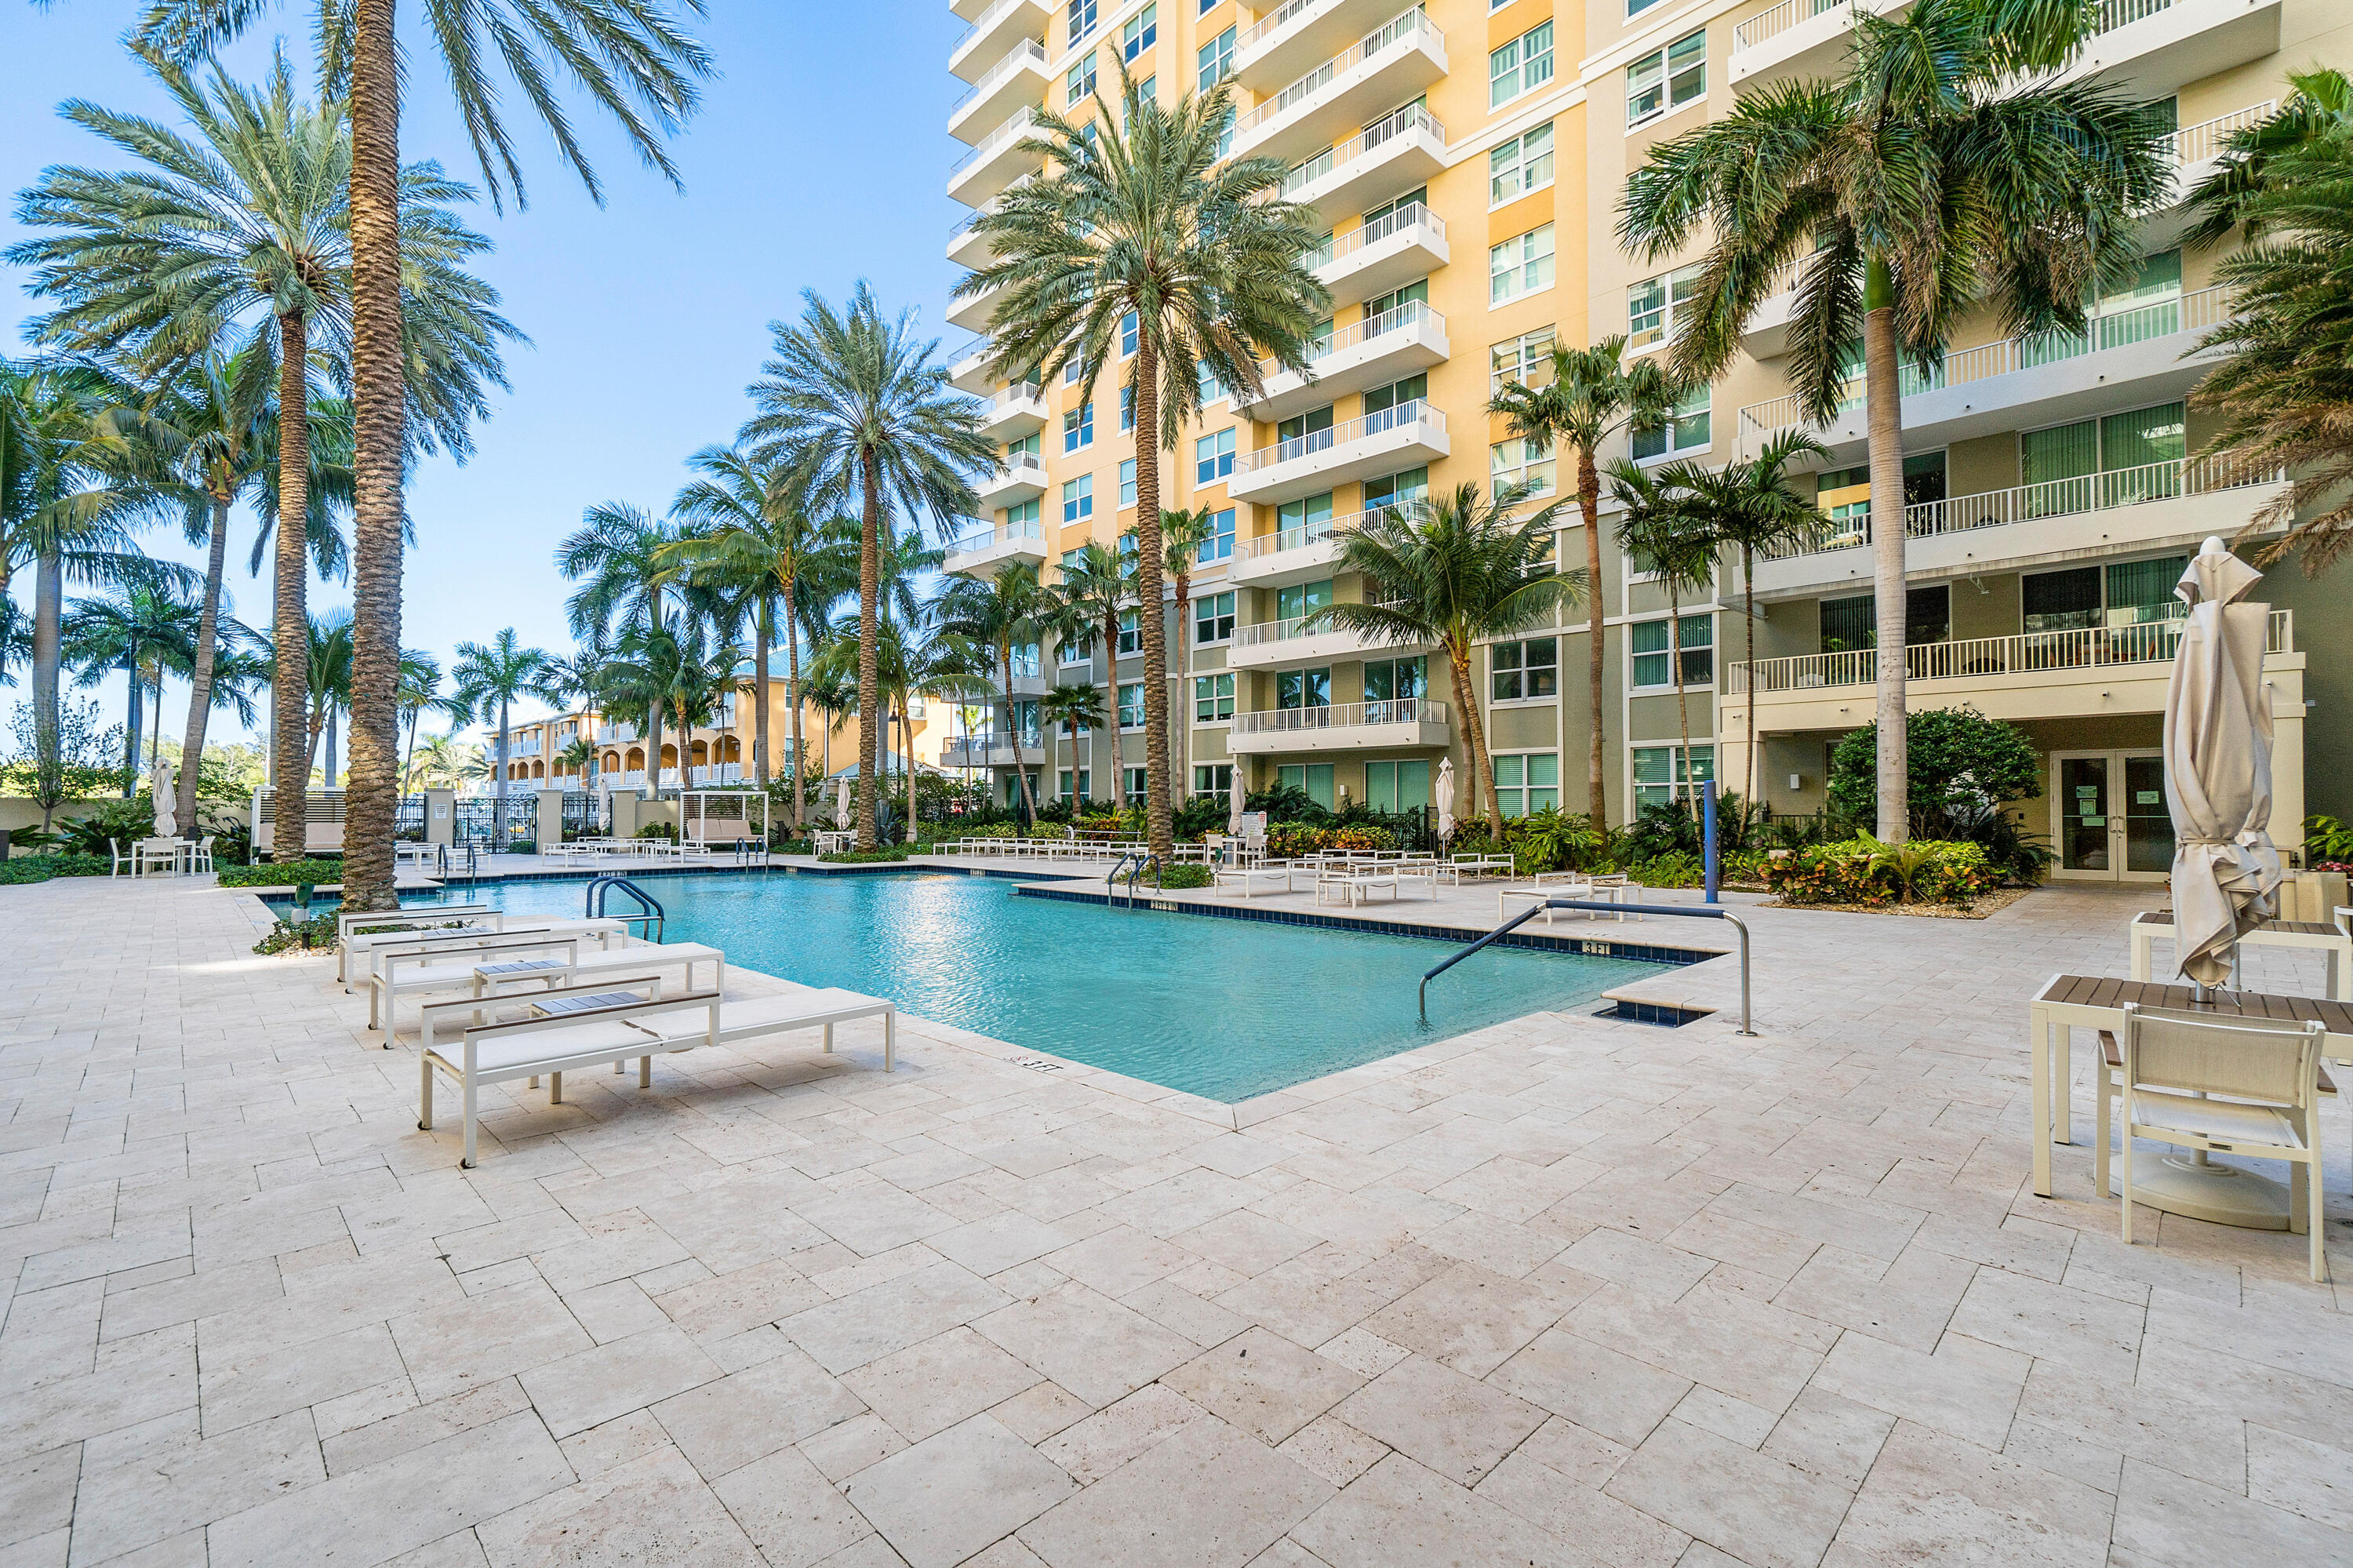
[2127,1155,2291,1231]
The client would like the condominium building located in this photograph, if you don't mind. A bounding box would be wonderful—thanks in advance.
[943,0,2348,879]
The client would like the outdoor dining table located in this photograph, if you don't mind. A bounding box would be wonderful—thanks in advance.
[2026,973,2353,1199]
[2127,910,2353,1001]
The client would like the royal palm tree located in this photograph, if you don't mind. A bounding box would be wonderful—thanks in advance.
[743,283,995,848]
[394,649,465,795]
[1489,338,1681,829]
[1675,431,1829,798]
[1050,540,1135,802]
[1038,682,1106,813]
[1317,482,1582,830]
[1609,462,1718,801]
[1619,0,2172,838]
[556,735,598,788]
[298,608,355,788]
[598,619,740,789]
[449,628,555,841]
[60,574,216,785]
[935,562,1047,822]
[961,61,1329,860]
[808,614,988,838]
[1138,505,1218,812]
[407,733,481,792]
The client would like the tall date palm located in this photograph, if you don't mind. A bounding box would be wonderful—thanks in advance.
[449,628,555,842]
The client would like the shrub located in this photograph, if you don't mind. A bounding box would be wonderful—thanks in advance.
[253,911,340,954]
[634,821,678,842]
[1625,851,1705,888]
[0,852,111,885]
[1328,824,1396,853]
[819,846,911,864]
[1267,820,1330,859]
[1507,807,1601,875]
[1762,835,1998,907]
[1828,706,2042,836]
[217,859,346,888]
[1154,864,1214,890]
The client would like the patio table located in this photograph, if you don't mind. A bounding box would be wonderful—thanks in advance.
[2128,910,2353,1001]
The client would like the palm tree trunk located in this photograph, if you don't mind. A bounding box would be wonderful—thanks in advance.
[122,656,142,796]
[1171,573,1190,809]
[325,704,339,790]
[340,0,406,908]
[1579,445,1608,829]
[1863,255,1909,842]
[29,550,64,828]
[1671,580,1691,807]
[856,450,882,849]
[492,696,508,843]
[149,668,164,775]
[269,311,311,862]
[1132,333,1172,859]
[904,706,916,842]
[176,497,231,831]
[752,600,772,787]
[785,581,805,830]
[1002,644,1036,822]
[1446,642,1501,832]
[306,701,326,784]
[1743,544,1759,806]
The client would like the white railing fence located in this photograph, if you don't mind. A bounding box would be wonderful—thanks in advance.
[1237,7,1438,137]
[1728,609,2292,694]
[1230,697,1449,735]
[1235,398,1446,474]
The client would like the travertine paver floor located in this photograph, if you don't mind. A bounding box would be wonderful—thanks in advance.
[2,872,2348,1568]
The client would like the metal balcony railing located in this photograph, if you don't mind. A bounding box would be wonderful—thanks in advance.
[1235,7,1439,138]
[1307,200,1444,273]
[1229,697,1448,735]
[951,0,1042,64]
[1241,0,1339,51]
[946,516,1046,555]
[1234,398,1445,475]
[1736,0,2169,53]
[1726,609,2292,694]
[1249,300,1444,393]
[1280,103,1446,198]
[2170,102,2275,166]
[1240,507,1373,558]
[951,106,1042,179]
[949,37,1048,122]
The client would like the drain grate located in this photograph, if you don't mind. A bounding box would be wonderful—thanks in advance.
[1011,1057,1065,1072]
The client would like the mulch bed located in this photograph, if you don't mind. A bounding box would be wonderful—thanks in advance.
[1761,885,2038,920]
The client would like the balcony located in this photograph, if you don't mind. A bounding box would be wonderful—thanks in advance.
[507,736,541,758]
[975,451,1049,508]
[1228,613,1437,671]
[948,38,1049,144]
[947,177,1031,267]
[686,764,747,787]
[1281,104,1447,227]
[1227,697,1451,754]
[1313,202,1446,309]
[1227,400,1448,505]
[947,278,999,333]
[976,382,1048,441]
[948,107,1046,206]
[950,0,1048,83]
[1229,508,1372,588]
[1236,301,1448,423]
[944,517,1049,575]
[1737,284,2230,460]
[1232,0,1412,90]
[948,333,997,394]
[944,735,1045,768]
[1723,611,2295,732]
[1752,454,2286,598]
[1231,8,1446,168]
[595,724,638,745]
[1728,0,1910,89]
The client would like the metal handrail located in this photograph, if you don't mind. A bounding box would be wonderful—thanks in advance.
[1107,851,1138,906]
[1419,899,1754,1035]
[585,875,667,943]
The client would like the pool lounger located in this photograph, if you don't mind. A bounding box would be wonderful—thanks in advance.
[419,987,895,1166]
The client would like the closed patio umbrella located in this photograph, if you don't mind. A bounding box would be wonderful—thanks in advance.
[1435,756,1457,843]
[1227,766,1245,839]
[832,774,853,829]
[151,758,176,839]
[2164,537,2282,991]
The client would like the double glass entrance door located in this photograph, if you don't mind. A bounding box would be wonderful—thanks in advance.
[2053,751,2172,880]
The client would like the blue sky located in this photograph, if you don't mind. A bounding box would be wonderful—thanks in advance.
[2,1,970,747]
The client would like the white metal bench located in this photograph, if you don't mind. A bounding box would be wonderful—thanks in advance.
[340,915,624,987]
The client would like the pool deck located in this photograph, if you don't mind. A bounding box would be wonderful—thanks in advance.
[2,871,2348,1566]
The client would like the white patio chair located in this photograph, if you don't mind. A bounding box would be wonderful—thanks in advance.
[188,836,216,874]
[107,838,133,879]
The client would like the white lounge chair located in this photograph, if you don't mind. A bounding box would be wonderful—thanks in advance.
[1213,863,1300,899]
[469,940,725,1002]
[368,932,585,1029]
[339,912,622,986]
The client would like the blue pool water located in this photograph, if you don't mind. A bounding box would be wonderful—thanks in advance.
[391,871,1671,1102]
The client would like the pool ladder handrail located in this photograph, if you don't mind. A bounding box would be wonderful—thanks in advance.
[1106,852,1161,908]
[586,875,667,942]
[1418,898,1755,1035]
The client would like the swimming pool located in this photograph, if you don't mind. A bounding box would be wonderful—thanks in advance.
[391,871,1673,1103]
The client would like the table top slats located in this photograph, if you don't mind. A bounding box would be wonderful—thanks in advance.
[2038,974,2353,1032]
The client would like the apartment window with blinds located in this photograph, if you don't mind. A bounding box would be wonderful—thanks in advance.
[1067,52,1097,104]
[1631,384,1709,460]
[1627,30,1704,127]
[1490,434,1555,498]
[1195,590,1235,644]
[1364,467,1428,510]
[1064,402,1093,452]
[1122,3,1155,63]
[1490,225,1555,304]
[1632,744,1711,809]
[1493,754,1559,817]
[1059,769,1092,801]
[1195,427,1235,484]
[1628,264,1703,348]
[1197,25,1235,89]
[1194,671,1235,721]
[1489,123,1554,206]
[2020,401,2187,513]
[1118,681,1144,728]
[1197,508,1235,563]
[1005,497,1041,530]
[1062,474,1093,524]
[1195,763,1233,796]
[1118,458,1136,508]
[1198,358,1226,403]
[1631,615,1713,688]
[1363,657,1427,702]
[1490,328,1555,391]
[1117,608,1141,656]
[1068,0,1098,44]
[1490,637,1557,701]
[1820,587,1950,652]
[1489,21,1554,108]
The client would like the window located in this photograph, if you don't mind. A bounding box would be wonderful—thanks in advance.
[1117,607,1141,656]
[1118,681,1144,728]
[1195,427,1235,484]
[1122,3,1155,63]
[1006,496,1041,530]
[1362,657,1426,704]
[1194,671,1235,721]
[1632,744,1711,810]
[1490,434,1555,498]
[1628,264,1703,349]
[1631,384,1710,460]
[1058,628,1093,663]
[1067,0,1098,45]
[1490,637,1558,701]
[1627,0,1665,16]
[1278,762,1336,809]
[1064,401,1093,452]
[1195,590,1235,644]
[1005,430,1042,463]
[1062,474,1093,524]
[1819,587,1950,652]
[1276,492,1331,544]
[1489,22,1554,108]
[1012,699,1041,744]
[1198,26,1235,89]
[1136,75,1156,107]
[1197,358,1226,404]
[1490,224,1555,304]
[1196,508,1235,563]
[1009,639,1041,678]
[1364,279,1428,326]
[1627,30,1704,126]
[1364,759,1431,812]
[1123,766,1147,805]
[1489,123,1555,206]
[1362,373,1425,420]
[1118,458,1136,508]
[2024,555,2191,635]
[1067,51,1097,106]
[1631,615,1713,688]
[1490,328,1555,392]
[1059,768,1093,802]
[1276,668,1330,709]
[2021,400,2188,513]
[1120,384,1134,432]
[1275,578,1330,624]
[1362,187,1427,231]
[1492,754,1560,817]
[1363,467,1427,510]
[1063,355,1086,386]
[1195,763,1233,797]
[1121,311,1139,358]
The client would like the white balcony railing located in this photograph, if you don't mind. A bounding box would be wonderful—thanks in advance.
[1762,453,2284,562]
[1241,0,1339,50]
[1311,200,1445,270]
[1253,299,1444,386]
[1738,284,2230,440]
[1235,6,1438,139]
[944,735,1041,766]
[951,106,1041,179]
[1736,0,2172,53]
[1281,103,1446,198]
[1229,697,1448,736]
[2171,102,2274,166]
[1727,609,2291,694]
[979,450,1048,492]
[949,38,1048,122]
[950,0,1041,64]
[1241,507,1373,558]
[946,516,1046,555]
[1234,398,1445,475]
[596,724,638,744]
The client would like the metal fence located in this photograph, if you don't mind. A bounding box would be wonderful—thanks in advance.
[562,791,608,840]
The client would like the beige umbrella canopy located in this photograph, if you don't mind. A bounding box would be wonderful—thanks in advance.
[1435,756,1457,842]
[151,758,176,839]
[832,775,853,830]
[1227,766,1245,839]
[2164,537,2282,988]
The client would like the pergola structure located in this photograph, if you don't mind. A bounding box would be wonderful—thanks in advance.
[680,789,769,847]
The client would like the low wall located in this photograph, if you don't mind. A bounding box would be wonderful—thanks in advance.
[0,797,118,832]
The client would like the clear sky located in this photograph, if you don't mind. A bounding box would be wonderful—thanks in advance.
[2,0,971,751]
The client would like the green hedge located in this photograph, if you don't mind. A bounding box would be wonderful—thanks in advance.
[1762,836,1998,907]
[1154,864,1214,890]
[818,846,911,864]
[0,853,111,886]
[217,859,346,888]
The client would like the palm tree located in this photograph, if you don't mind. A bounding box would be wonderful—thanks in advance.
[2183,67,2353,248]
[1489,338,1681,828]
[1051,540,1135,802]
[60,573,211,787]
[1609,463,1718,800]
[558,502,705,799]
[1139,506,1217,812]
[1675,432,1830,799]
[809,614,988,839]
[598,619,740,789]
[1316,482,1582,830]
[449,628,555,842]
[395,650,464,795]
[961,61,1329,860]
[301,609,355,788]
[1038,683,1106,812]
[11,49,519,864]
[1619,0,2171,838]
[407,733,479,792]
[935,562,1047,822]
[743,283,995,849]
[556,735,598,788]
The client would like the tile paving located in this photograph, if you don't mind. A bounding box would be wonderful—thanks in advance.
[1,870,2348,1566]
